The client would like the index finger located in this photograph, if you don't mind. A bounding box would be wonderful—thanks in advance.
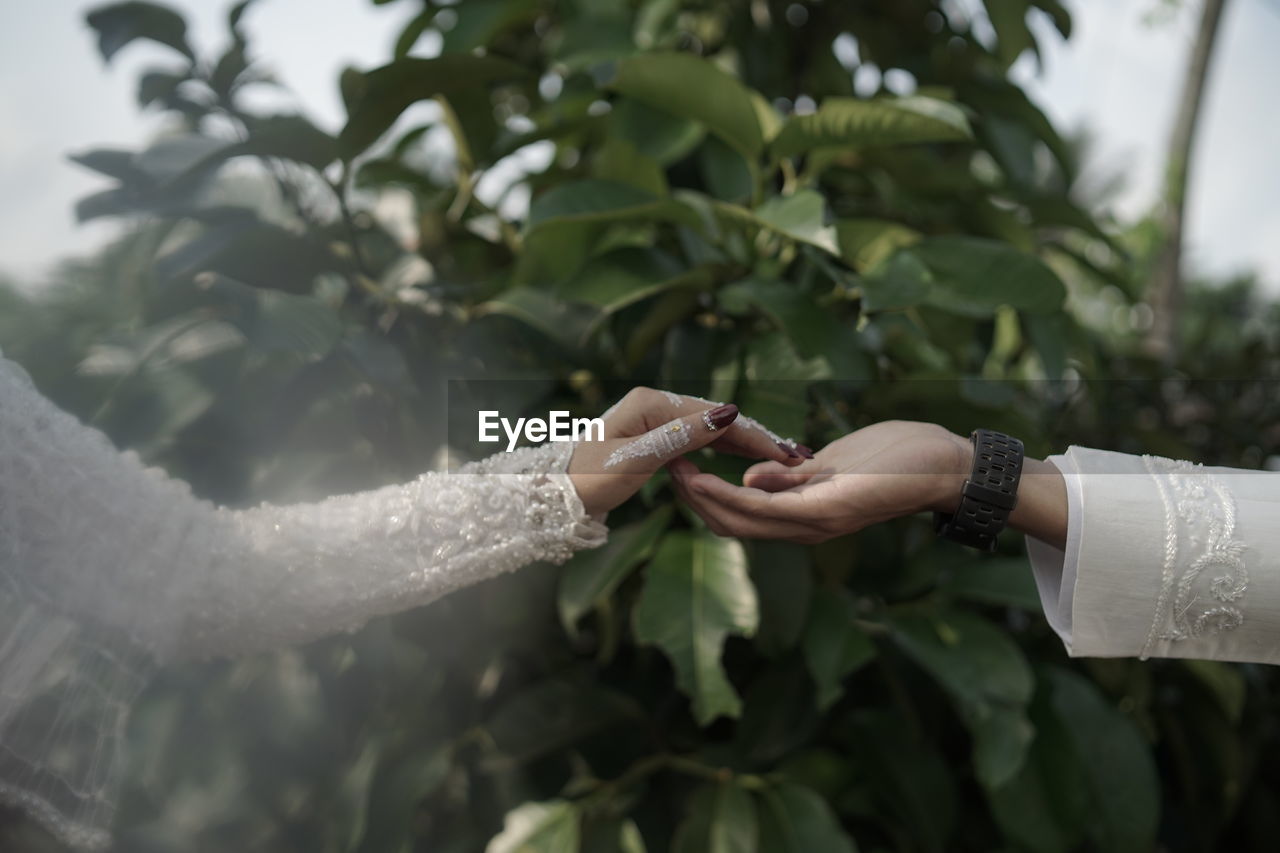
[604,388,805,467]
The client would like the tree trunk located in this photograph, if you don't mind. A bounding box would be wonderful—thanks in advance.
[1145,0,1230,363]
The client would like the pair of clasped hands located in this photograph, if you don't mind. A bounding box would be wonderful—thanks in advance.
[563,388,970,544]
[567,387,1067,549]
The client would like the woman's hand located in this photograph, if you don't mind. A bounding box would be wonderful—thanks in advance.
[569,387,810,516]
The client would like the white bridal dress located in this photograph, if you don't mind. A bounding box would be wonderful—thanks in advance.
[0,351,606,850]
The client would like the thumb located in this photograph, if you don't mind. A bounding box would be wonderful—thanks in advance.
[603,404,739,473]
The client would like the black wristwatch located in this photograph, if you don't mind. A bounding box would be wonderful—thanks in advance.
[933,429,1024,553]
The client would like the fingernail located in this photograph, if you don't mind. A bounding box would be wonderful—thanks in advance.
[703,404,739,431]
[796,444,816,459]
[776,441,801,458]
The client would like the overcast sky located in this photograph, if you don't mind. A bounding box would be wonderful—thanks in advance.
[2,0,1277,293]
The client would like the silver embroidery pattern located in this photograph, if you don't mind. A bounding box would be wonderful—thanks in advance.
[1140,455,1248,658]
[603,421,691,468]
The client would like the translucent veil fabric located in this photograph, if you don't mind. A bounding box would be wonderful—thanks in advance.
[0,350,156,849]
[0,599,151,850]
[0,347,605,848]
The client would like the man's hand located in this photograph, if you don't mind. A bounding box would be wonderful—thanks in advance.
[669,420,1067,549]
[667,421,970,543]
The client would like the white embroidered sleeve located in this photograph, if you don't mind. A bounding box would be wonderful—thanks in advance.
[0,351,606,849]
[1025,445,1280,664]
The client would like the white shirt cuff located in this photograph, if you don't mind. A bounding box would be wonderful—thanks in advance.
[1025,452,1082,649]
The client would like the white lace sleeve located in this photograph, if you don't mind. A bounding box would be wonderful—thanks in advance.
[1024,445,1280,664]
[0,351,606,849]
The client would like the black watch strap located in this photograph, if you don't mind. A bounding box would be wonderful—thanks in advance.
[933,429,1024,552]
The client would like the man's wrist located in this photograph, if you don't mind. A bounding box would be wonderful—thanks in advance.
[925,432,1067,550]
[927,431,975,514]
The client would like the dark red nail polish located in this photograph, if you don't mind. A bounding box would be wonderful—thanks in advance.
[796,444,816,459]
[777,441,801,458]
[704,404,739,430]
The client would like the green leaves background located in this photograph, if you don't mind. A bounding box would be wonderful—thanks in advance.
[3,0,1279,851]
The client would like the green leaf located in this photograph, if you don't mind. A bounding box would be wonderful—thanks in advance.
[834,219,922,273]
[485,679,643,764]
[612,97,706,165]
[698,136,754,204]
[771,96,971,160]
[354,158,439,194]
[338,55,525,160]
[156,116,339,181]
[748,542,813,657]
[1031,0,1072,37]
[802,591,876,712]
[154,218,335,292]
[594,136,669,197]
[133,135,228,183]
[136,68,188,108]
[558,506,673,633]
[227,0,253,40]
[843,710,956,853]
[743,332,831,384]
[487,800,580,853]
[756,784,857,853]
[891,610,1035,710]
[632,531,758,725]
[986,682,1091,853]
[581,818,649,853]
[718,276,851,362]
[204,273,343,356]
[672,783,758,853]
[441,0,538,54]
[859,248,933,312]
[86,1,194,64]
[477,288,597,351]
[1181,659,1247,724]
[892,610,1034,788]
[225,114,338,171]
[1022,312,1069,379]
[528,180,665,228]
[610,53,765,163]
[751,92,784,145]
[735,663,819,764]
[940,556,1043,611]
[738,332,830,438]
[392,8,432,58]
[1041,667,1159,853]
[520,181,697,283]
[910,237,1066,316]
[357,742,452,853]
[624,287,700,366]
[752,191,839,255]
[68,148,143,183]
[210,42,249,98]
[983,0,1036,69]
[558,249,683,309]
[970,706,1037,791]
[554,10,636,69]
[620,820,646,853]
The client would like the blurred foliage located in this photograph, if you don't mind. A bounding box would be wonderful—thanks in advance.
[2,0,1280,851]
